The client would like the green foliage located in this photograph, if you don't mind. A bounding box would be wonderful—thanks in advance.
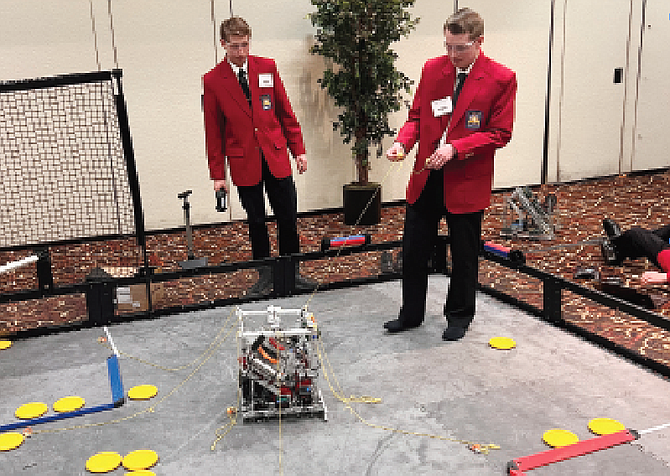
[310,0,419,184]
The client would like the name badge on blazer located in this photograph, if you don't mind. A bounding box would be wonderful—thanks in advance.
[258,73,273,88]
[466,110,482,129]
[431,97,453,117]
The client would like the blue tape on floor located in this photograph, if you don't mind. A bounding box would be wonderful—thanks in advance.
[107,354,125,406]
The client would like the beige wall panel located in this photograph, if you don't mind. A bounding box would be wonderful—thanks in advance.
[631,1,670,171]
[108,2,235,228]
[547,0,630,183]
[115,0,368,228]
[0,1,104,79]
[460,1,551,188]
[0,1,569,231]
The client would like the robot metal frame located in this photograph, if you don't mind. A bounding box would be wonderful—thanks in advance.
[236,306,327,423]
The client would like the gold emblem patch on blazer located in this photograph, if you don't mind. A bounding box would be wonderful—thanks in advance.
[260,94,272,111]
[466,110,482,130]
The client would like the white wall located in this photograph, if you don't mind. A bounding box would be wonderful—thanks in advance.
[1,1,666,230]
[455,1,552,189]
[546,0,632,182]
[632,0,670,171]
[545,0,669,182]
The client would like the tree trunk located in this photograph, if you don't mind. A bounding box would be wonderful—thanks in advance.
[356,151,368,185]
[355,125,368,185]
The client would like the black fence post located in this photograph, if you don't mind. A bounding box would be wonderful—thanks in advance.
[273,256,295,296]
[85,268,115,325]
[543,276,563,322]
[111,70,151,282]
[36,247,53,294]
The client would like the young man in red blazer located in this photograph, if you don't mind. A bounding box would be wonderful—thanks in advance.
[203,17,313,295]
[384,8,517,340]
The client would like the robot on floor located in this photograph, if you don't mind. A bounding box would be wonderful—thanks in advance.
[237,306,327,422]
[501,186,557,240]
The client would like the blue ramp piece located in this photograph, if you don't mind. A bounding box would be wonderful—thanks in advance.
[107,354,125,406]
[0,354,125,432]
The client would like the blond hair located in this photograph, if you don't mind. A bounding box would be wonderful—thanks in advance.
[444,8,484,40]
[220,16,251,42]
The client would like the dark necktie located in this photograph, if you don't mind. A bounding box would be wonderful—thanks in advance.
[238,69,251,105]
[453,72,467,106]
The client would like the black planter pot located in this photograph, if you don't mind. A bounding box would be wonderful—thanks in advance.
[343,182,382,226]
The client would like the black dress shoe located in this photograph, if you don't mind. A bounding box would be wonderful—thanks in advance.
[442,326,467,341]
[603,218,622,239]
[383,319,421,333]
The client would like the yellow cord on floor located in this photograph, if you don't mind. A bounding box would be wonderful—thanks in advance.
[97,310,236,372]
[33,309,239,436]
[314,322,500,455]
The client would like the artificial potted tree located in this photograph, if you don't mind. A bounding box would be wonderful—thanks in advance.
[309,0,418,225]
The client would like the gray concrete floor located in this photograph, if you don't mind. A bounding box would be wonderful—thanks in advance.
[0,276,669,475]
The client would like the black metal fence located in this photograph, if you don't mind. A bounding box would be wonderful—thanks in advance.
[2,233,668,380]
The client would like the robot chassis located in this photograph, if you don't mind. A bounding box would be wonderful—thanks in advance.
[501,186,557,240]
[237,306,327,423]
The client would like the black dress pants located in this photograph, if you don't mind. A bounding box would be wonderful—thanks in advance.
[400,170,483,329]
[613,224,670,268]
[236,158,300,260]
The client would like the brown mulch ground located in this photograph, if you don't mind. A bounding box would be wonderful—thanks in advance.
[1,171,670,367]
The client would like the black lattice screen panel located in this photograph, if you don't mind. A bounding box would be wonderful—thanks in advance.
[0,71,140,249]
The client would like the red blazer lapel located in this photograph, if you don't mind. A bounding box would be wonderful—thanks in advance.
[448,55,486,134]
[247,56,258,112]
[221,60,252,117]
[439,64,454,134]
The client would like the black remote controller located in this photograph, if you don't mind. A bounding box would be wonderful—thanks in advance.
[215,188,227,212]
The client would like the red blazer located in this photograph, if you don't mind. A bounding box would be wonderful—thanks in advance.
[203,55,306,187]
[397,53,517,213]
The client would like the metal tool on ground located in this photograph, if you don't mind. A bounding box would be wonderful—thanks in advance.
[522,237,606,255]
[491,236,605,264]
[177,190,208,269]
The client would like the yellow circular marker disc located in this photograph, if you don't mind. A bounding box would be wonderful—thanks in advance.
[53,396,85,413]
[543,428,579,448]
[588,418,625,436]
[15,402,48,420]
[0,340,12,350]
[85,451,122,473]
[0,432,25,451]
[122,449,159,471]
[489,336,517,350]
[128,385,158,401]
